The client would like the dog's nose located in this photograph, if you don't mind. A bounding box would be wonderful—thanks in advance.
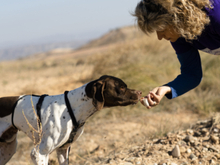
[137,91,142,95]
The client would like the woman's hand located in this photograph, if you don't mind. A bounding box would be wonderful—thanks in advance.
[140,86,171,109]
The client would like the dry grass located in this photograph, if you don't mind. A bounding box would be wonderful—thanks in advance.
[1,25,219,164]
[22,96,43,151]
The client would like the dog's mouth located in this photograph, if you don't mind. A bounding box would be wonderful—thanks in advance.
[122,91,143,106]
[132,100,139,105]
[137,91,142,100]
[129,90,142,105]
[103,90,142,107]
[104,97,140,107]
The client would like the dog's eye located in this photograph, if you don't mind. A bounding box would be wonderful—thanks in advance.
[115,86,125,95]
[120,86,126,92]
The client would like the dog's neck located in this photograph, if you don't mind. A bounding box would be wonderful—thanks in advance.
[67,84,97,125]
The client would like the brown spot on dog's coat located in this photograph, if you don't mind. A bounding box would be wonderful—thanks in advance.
[0,96,19,117]
[0,127,18,141]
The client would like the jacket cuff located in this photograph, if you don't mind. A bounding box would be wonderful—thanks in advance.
[165,86,177,99]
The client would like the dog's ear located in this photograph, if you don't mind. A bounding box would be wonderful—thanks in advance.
[92,80,105,110]
[85,79,105,110]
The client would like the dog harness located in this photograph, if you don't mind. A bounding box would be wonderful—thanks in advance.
[37,91,83,143]
[63,91,84,145]
[36,94,48,127]
[11,94,48,129]
[10,92,83,146]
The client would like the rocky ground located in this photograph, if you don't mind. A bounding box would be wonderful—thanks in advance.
[73,115,220,165]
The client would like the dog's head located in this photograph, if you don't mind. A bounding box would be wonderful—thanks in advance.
[85,75,142,110]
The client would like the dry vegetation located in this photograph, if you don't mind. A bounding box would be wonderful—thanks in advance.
[1,26,220,164]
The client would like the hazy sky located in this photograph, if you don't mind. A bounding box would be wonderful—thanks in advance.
[0,0,140,47]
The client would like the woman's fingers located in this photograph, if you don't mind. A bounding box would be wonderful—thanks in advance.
[140,95,157,109]
[149,91,160,104]
[141,86,171,109]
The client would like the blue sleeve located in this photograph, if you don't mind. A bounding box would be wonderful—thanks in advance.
[210,0,220,36]
[165,47,203,99]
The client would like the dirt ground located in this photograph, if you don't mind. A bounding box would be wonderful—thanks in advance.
[7,109,215,165]
[2,56,220,165]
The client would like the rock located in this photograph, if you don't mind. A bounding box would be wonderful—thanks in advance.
[203,143,210,148]
[134,158,142,165]
[186,148,192,154]
[109,159,117,164]
[202,147,208,152]
[115,153,127,159]
[171,163,178,165]
[194,131,202,137]
[198,120,209,125]
[179,146,186,153]
[195,151,200,157]
[153,139,159,143]
[209,146,219,152]
[210,159,215,164]
[201,128,209,135]
[120,162,133,165]
[213,128,219,133]
[178,140,187,146]
[184,135,194,143]
[215,153,220,159]
[191,159,198,164]
[177,135,184,139]
[159,139,167,144]
[172,145,181,158]
[186,129,194,135]
[210,135,219,144]
[125,157,136,162]
[199,154,204,159]
[130,146,140,151]
[158,159,170,165]
[189,153,197,160]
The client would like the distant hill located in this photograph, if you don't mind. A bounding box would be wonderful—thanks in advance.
[0,40,86,61]
[0,26,143,61]
[78,26,143,49]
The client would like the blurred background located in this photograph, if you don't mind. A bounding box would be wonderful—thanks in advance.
[0,0,139,60]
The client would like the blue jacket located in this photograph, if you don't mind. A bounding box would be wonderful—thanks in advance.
[166,0,220,99]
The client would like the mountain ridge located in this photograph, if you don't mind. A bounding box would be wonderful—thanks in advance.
[0,25,141,61]
[0,40,86,61]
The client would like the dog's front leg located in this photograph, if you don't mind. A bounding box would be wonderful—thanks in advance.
[56,145,71,165]
[30,147,49,165]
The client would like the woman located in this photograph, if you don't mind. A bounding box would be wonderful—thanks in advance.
[133,0,220,108]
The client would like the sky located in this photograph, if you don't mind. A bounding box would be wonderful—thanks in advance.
[0,0,140,48]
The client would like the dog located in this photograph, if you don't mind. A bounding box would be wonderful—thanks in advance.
[0,75,142,165]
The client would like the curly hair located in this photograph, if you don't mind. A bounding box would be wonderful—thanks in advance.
[133,0,213,40]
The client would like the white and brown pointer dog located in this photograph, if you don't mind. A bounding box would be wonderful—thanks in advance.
[0,75,142,165]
